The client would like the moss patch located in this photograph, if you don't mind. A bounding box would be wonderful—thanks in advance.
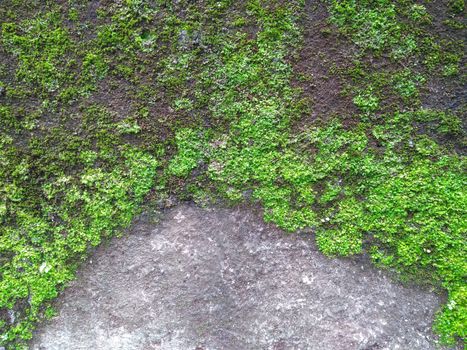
[0,0,465,348]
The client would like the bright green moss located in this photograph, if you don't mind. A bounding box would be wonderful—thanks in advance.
[168,129,207,178]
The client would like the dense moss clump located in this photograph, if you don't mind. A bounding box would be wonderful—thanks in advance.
[0,0,465,348]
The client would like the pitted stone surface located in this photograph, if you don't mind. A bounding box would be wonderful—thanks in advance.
[30,205,455,350]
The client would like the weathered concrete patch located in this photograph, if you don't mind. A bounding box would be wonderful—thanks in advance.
[31,205,454,350]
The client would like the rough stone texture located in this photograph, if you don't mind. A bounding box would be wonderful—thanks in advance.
[30,204,455,350]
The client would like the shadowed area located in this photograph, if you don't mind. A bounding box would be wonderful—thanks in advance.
[30,205,452,350]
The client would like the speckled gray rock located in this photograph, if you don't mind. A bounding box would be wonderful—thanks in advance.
[30,204,457,350]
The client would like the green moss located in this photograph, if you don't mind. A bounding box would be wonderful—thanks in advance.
[352,88,379,113]
[0,0,465,347]
[365,157,466,343]
[168,128,207,178]
[316,198,363,256]
[1,11,72,93]
[449,0,465,14]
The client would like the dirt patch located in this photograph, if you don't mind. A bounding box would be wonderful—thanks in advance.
[419,1,467,152]
[423,0,466,105]
[291,0,358,132]
[30,204,458,350]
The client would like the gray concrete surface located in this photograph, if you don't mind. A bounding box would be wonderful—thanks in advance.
[30,204,453,350]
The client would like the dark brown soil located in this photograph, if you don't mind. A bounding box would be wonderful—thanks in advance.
[420,1,467,152]
[290,0,358,132]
